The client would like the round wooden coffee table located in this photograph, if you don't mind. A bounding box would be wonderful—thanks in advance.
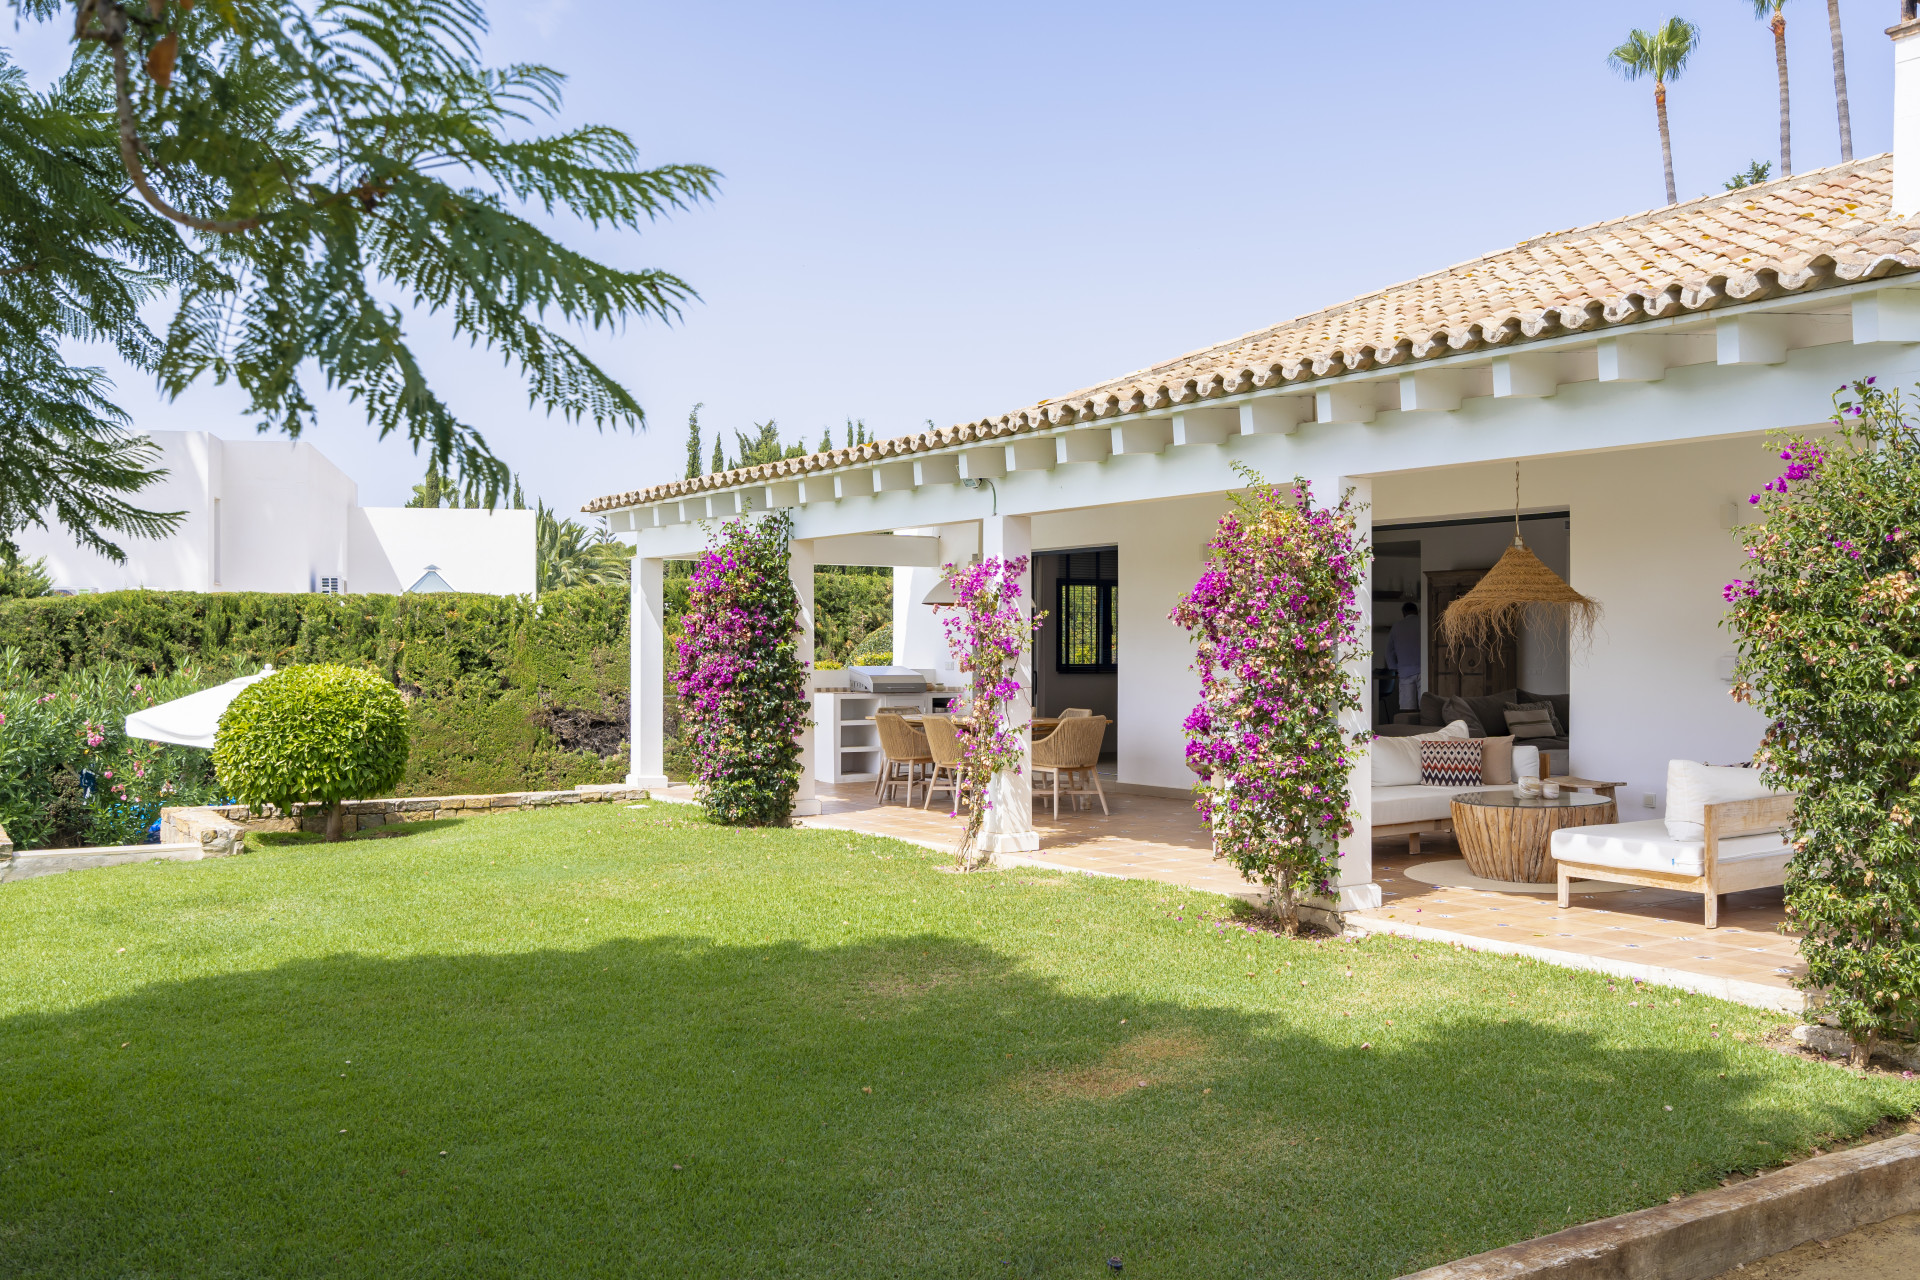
[1449,790,1618,884]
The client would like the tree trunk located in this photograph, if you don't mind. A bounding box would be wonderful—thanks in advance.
[1656,83,1677,206]
[1828,0,1852,162]
[324,802,345,843]
[1773,14,1792,177]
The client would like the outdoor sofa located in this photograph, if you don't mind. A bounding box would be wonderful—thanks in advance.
[1548,760,1794,929]
[1372,720,1542,857]
[1382,687,1570,777]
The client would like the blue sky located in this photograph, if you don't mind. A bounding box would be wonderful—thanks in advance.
[7,2,1899,515]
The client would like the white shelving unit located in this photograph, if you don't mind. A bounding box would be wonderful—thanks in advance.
[814,690,958,784]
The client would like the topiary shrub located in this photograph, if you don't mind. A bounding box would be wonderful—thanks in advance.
[213,664,410,841]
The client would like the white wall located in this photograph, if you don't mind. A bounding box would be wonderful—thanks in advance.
[15,431,219,591]
[1371,435,1782,816]
[354,508,536,596]
[16,430,535,597]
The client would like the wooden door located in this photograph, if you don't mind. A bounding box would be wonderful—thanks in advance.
[1426,570,1517,699]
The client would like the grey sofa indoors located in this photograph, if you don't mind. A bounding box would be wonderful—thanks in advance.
[1378,687,1570,775]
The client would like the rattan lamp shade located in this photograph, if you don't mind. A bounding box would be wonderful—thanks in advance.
[1436,539,1600,651]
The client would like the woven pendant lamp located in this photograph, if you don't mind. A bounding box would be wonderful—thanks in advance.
[1437,464,1600,651]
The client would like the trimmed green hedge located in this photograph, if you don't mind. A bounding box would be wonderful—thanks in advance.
[0,587,632,797]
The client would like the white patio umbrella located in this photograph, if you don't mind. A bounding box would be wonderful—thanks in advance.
[123,665,276,749]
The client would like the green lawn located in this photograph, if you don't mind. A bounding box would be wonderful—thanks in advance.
[1,803,1913,1278]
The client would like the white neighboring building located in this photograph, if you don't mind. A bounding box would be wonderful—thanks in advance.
[18,431,535,597]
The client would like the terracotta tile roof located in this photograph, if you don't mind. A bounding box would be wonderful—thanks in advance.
[588,155,1920,513]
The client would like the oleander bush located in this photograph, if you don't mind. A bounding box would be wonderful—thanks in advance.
[214,665,411,841]
[1727,378,1920,1059]
[0,650,225,849]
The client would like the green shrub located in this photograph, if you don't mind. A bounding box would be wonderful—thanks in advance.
[0,649,225,849]
[1728,378,1920,1058]
[213,665,410,841]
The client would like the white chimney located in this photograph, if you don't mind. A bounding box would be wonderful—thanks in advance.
[1894,2,1920,217]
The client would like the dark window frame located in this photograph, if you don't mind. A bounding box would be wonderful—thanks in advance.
[1055,577,1117,674]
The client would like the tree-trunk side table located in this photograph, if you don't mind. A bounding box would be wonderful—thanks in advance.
[1449,790,1618,884]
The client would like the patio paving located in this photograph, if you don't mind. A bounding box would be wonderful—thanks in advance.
[650,779,1804,1012]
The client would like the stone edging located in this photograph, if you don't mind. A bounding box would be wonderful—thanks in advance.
[1398,1133,1920,1279]
[1347,915,1806,1015]
[180,783,652,837]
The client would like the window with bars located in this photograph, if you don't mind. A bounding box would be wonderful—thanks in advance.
[1054,548,1117,673]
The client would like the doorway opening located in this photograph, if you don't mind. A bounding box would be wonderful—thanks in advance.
[1033,546,1117,759]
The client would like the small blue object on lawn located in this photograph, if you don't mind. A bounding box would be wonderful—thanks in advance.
[146,819,161,844]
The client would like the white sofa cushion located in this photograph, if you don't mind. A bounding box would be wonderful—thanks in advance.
[1373,720,1468,787]
[1665,760,1782,839]
[1551,819,1789,876]
[1375,785,1474,826]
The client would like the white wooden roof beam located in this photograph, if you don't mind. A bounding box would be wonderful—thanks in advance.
[1716,315,1791,366]
[958,447,1006,479]
[1006,437,1056,472]
[1240,396,1312,435]
[1853,287,1920,344]
[1110,419,1173,455]
[1059,428,1113,464]
[872,461,916,493]
[1170,407,1238,447]
[1491,352,1560,398]
[811,533,944,567]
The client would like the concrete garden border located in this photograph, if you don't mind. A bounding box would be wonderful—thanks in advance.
[1399,1133,1920,1279]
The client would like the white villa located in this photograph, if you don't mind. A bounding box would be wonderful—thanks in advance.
[590,17,1920,927]
[19,431,536,597]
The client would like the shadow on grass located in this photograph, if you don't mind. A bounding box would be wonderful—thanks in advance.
[0,933,1885,1279]
[247,818,467,849]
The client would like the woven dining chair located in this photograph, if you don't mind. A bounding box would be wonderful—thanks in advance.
[1058,707,1093,718]
[874,712,932,806]
[1030,715,1108,817]
[920,715,964,811]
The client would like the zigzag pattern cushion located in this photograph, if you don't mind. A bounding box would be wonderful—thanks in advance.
[1420,737,1484,788]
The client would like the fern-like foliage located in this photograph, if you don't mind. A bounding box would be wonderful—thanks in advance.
[0,52,195,558]
[10,0,717,516]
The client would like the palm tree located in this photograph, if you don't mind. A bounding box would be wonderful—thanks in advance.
[1752,1,1793,176]
[1610,18,1703,206]
[1827,0,1852,161]
[535,503,634,594]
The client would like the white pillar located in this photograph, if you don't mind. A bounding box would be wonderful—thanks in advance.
[789,538,820,817]
[1894,12,1920,219]
[976,514,1038,856]
[626,557,669,790]
[1333,476,1381,912]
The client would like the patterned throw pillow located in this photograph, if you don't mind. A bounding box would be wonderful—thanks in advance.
[1419,737,1484,787]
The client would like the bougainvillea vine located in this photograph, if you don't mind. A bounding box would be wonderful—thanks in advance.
[674,511,810,825]
[937,555,1043,869]
[1170,468,1370,933]
[1726,378,1920,1062]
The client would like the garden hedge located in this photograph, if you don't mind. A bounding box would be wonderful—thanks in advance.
[0,586,632,797]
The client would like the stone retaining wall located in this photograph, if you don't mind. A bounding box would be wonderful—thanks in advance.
[175,782,651,837]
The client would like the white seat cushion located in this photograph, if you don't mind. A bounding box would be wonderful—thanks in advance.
[1374,784,1478,826]
[1372,721,1469,787]
[1551,819,1789,876]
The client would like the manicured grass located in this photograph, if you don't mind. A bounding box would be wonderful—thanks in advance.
[1,803,1914,1278]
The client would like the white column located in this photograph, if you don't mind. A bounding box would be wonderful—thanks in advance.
[976,514,1038,856]
[626,557,669,790]
[1333,475,1381,912]
[789,538,820,817]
